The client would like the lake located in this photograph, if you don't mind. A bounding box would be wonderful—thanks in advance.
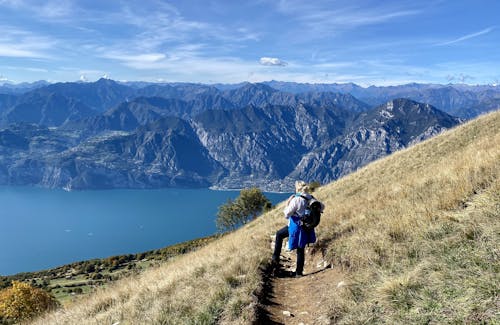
[0,186,290,276]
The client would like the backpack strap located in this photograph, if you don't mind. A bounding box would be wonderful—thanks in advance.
[299,194,315,202]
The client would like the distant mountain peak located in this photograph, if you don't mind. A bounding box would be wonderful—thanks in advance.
[95,78,118,85]
[377,98,435,117]
[239,82,277,93]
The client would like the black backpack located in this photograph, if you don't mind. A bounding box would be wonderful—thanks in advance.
[300,195,324,231]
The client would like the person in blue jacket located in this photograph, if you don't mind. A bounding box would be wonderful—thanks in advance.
[271,180,316,277]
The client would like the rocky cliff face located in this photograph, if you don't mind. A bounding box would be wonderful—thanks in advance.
[74,118,227,189]
[287,99,462,185]
[0,97,461,191]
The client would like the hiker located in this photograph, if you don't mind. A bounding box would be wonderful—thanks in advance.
[271,180,317,277]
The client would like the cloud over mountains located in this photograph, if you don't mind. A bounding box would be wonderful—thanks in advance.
[259,57,288,66]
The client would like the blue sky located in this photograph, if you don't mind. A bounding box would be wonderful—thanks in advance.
[0,0,498,85]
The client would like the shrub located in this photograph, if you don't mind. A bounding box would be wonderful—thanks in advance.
[216,188,271,232]
[0,281,59,322]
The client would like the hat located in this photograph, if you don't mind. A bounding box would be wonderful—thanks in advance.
[295,180,309,193]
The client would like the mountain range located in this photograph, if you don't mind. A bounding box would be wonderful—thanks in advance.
[26,109,500,325]
[0,79,477,191]
[263,81,500,119]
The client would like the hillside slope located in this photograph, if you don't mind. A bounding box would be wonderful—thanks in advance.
[32,110,499,324]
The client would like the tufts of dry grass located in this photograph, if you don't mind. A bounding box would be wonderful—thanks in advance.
[31,110,499,324]
[313,110,500,323]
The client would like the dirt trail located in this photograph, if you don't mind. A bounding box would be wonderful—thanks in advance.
[258,245,345,325]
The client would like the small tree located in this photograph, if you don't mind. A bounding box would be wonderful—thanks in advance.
[216,198,245,232]
[216,188,271,232]
[0,281,59,322]
[238,187,272,219]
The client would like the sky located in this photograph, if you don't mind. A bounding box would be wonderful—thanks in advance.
[0,0,499,86]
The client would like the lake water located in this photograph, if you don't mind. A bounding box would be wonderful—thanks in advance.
[0,186,289,276]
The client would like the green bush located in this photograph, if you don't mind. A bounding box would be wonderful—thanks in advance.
[216,188,271,232]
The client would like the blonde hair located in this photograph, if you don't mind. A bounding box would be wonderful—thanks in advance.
[295,180,309,193]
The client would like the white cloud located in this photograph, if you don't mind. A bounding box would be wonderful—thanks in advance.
[438,27,495,46]
[2,1,260,76]
[0,0,74,19]
[274,0,421,31]
[105,53,167,64]
[0,46,41,58]
[0,26,56,59]
[100,52,169,70]
[259,57,288,66]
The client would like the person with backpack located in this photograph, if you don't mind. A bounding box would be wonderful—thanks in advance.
[271,180,324,277]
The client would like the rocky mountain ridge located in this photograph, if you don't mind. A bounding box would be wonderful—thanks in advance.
[2,78,498,124]
[0,94,461,191]
[0,79,369,128]
[264,80,500,119]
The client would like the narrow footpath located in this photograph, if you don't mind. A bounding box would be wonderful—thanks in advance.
[258,244,345,325]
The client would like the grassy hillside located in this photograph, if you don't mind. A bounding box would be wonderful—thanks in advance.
[314,110,499,324]
[31,110,499,324]
[0,235,219,306]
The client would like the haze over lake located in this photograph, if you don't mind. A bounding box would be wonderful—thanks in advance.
[0,186,289,275]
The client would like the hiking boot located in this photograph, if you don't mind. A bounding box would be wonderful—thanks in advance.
[275,270,295,278]
[294,272,303,278]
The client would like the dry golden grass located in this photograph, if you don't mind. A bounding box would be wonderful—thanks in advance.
[31,110,499,324]
[314,110,500,324]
